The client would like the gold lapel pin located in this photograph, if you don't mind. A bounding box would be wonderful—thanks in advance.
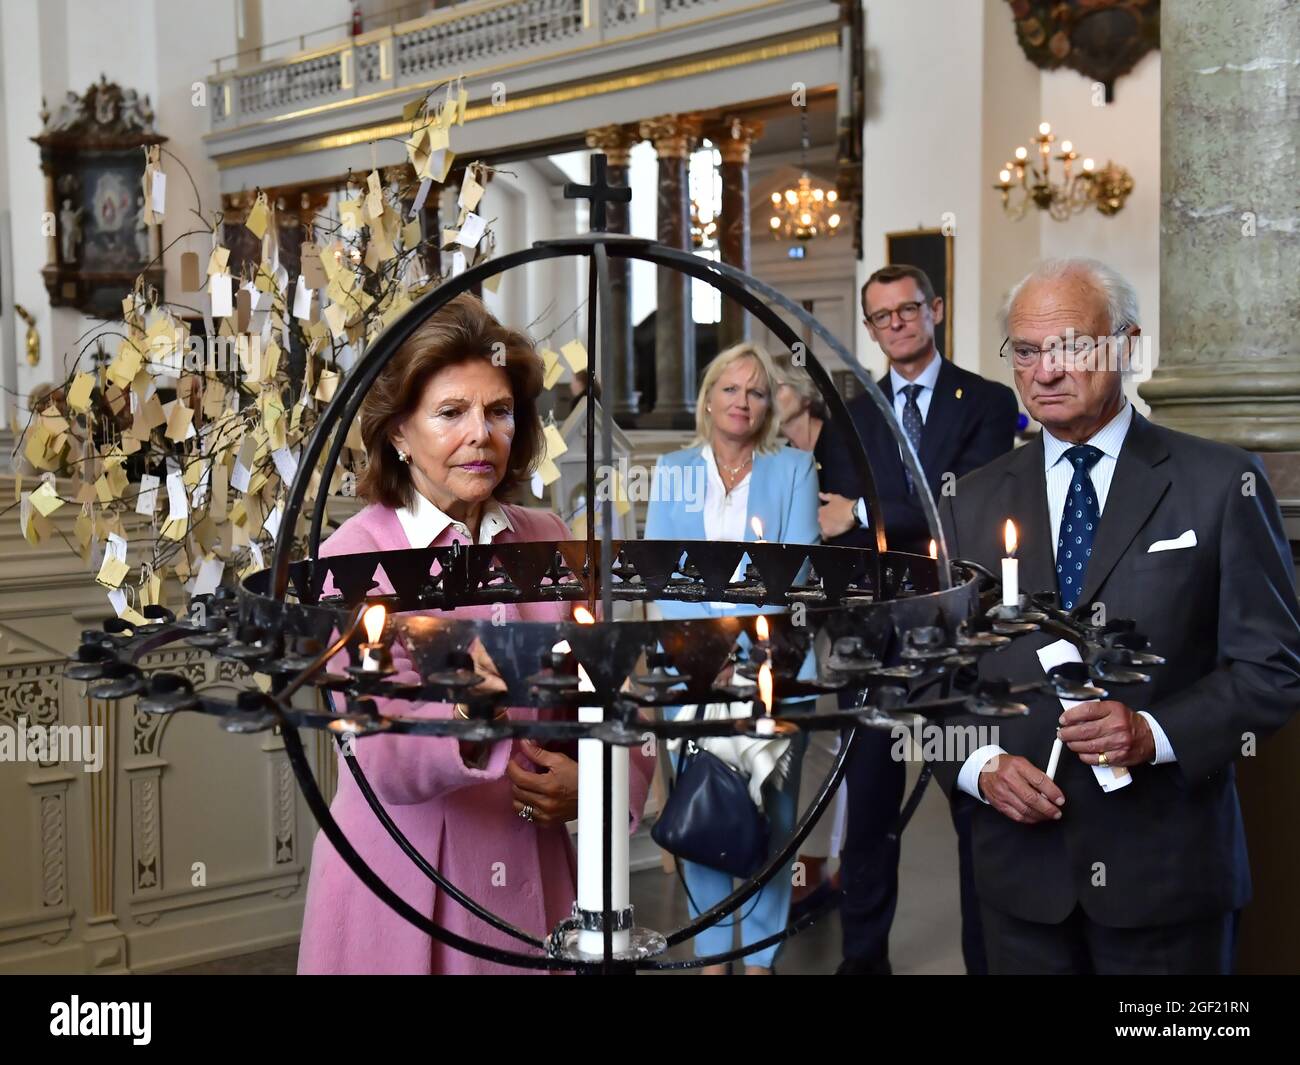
[955,387,963,399]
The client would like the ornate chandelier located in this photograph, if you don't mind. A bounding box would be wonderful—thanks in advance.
[993,121,1133,221]
[768,106,842,242]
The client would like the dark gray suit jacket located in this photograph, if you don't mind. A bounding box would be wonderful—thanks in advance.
[936,411,1300,928]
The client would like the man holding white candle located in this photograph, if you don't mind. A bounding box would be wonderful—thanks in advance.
[935,258,1300,974]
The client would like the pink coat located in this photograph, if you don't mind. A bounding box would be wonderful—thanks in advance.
[297,502,655,975]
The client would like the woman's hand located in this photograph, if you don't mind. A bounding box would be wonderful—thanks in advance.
[467,637,507,696]
[507,740,578,827]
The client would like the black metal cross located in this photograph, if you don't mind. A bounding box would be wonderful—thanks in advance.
[562,153,632,232]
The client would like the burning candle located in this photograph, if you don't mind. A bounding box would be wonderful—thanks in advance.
[1001,520,1019,607]
[756,658,775,736]
[358,604,389,671]
[750,516,764,541]
[570,605,630,955]
[929,539,938,560]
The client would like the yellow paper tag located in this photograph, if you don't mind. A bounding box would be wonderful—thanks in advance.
[560,339,589,374]
[66,373,95,413]
[543,423,568,461]
[29,480,65,516]
[245,194,270,239]
[537,455,562,487]
[96,554,130,589]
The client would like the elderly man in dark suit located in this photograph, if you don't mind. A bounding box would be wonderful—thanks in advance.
[935,257,1300,974]
[818,264,1018,975]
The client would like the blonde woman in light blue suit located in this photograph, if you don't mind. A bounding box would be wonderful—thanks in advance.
[645,342,821,974]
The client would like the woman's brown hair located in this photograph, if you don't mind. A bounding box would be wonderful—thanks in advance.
[356,292,545,509]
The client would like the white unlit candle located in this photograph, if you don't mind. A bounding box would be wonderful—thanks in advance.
[562,631,630,957]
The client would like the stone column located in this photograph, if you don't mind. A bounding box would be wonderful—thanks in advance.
[711,117,763,352]
[1138,0,1300,451]
[639,114,701,429]
[1143,0,1300,978]
[585,124,641,425]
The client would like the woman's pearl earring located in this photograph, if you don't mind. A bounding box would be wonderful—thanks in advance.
[396,448,409,464]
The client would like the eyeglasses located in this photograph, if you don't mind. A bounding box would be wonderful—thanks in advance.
[864,301,925,329]
[999,333,1133,369]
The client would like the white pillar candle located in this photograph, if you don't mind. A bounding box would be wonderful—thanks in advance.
[576,699,630,956]
[559,624,631,957]
[1001,519,1019,607]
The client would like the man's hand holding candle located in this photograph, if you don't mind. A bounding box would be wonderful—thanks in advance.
[1057,700,1154,768]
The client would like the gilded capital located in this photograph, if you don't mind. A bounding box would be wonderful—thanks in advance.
[710,117,764,165]
[638,114,703,160]
[585,124,640,167]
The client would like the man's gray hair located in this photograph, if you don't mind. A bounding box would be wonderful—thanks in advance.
[1000,257,1140,335]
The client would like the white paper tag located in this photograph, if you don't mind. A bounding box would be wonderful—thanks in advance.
[192,465,211,511]
[230,459,252,494]
[151,170,167,216]
[271,446,298,485]
[210,273,233,318]
[451,250,466,277]
[263,505,283,542]
[135,474,160,517]
[108,588,129,617]
[293,274,312,319]
[191,557,225,597]
[411,177,432,215]
[457,212,486,248]
[249,542,265,570]
[1037,639,1132,792]
[106,533,129,563]
[165,471,188,521]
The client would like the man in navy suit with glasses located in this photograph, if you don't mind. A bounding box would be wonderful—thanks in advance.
[818,264,1018,974]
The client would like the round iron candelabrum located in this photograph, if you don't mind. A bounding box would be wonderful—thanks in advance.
[66,157,1164,973]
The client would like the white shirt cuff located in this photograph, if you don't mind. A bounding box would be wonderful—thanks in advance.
[957,744,1006,803]
[854,497,869,527]
[1137,711,1176,764]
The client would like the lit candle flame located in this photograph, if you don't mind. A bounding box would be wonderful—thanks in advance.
[750,516,764,540]
[758,660,773,716]
[573,605,596,625]
[1004,519,1018,556]
[756,615,769,641]
[362,604,386,644]
[1038,121,1051,136]
[928,539,938,559]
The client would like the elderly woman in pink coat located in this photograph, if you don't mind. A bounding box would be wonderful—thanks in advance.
[298,293,654,975]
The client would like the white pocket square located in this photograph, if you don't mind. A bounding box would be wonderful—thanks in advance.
[1148,529,1197,553]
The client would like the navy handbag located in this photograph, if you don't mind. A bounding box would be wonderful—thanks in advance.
[652,739,770,879]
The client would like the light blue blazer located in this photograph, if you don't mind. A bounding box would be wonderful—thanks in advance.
[644,443,821,623]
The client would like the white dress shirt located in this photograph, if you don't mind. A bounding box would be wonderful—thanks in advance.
[852,352,943,527]
[956,399,1176,803]
[395,490,514,548]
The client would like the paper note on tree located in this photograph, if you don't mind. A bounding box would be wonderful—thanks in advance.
[560,339,588,373]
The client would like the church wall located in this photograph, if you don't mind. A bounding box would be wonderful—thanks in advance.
[1037,53,1161,414]
[852,0,1160,419]
[0,0,237,418]
[854,0,989,381]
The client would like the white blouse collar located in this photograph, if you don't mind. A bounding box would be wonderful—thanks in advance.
[395,490,514,548]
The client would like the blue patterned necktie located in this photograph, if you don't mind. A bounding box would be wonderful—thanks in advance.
[899,384,924,493]
[1056,444,1104,610]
